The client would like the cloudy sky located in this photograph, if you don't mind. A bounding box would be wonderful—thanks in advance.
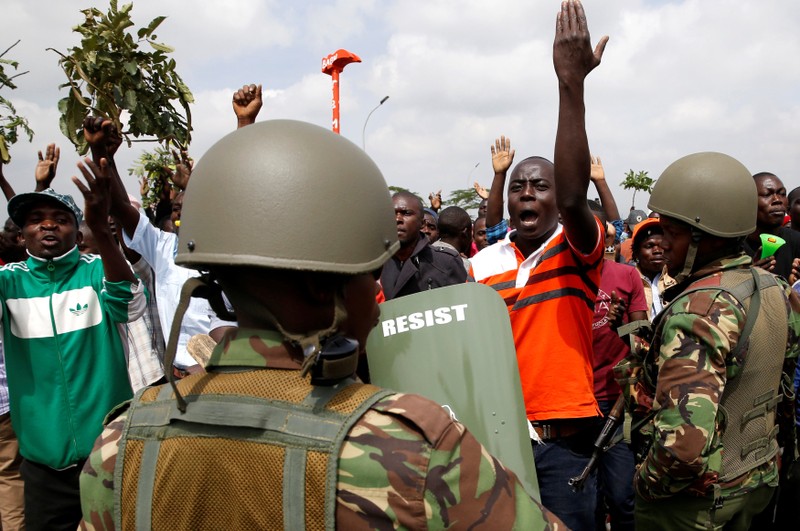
[3,0,799,215]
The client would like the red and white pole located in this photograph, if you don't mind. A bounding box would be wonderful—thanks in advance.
[322,49,361,134]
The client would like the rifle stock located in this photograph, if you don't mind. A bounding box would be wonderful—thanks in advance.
[568,395,625,491]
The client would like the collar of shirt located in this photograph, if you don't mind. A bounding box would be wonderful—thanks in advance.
[207,328,303,370]
[27,245,80,280]
[507,225,564,289]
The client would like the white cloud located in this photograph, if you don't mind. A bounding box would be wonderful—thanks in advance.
[2,0,799,214]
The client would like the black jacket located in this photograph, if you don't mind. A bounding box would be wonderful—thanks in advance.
[380,234,467,300]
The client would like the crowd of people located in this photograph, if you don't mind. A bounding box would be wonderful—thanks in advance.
[0,1,797,530]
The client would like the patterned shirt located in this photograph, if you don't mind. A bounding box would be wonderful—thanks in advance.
[633,254,800,500]
[79,328,566,530]
[118,260,165,391]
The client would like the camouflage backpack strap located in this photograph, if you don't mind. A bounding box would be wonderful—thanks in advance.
[113,384,169,531]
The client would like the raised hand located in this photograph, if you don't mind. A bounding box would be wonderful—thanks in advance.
[473,182,489,200]
[491,136,515,175]
[429,190,442,211]
[166,149,192,190]
[83,116,122,157]
[73,156,136,283]
[72,157,112,230]
[553,0,609,86]
[233,83,263,127]
[34,143,60,191]
[590,155,604,182]
[753,248,777,272]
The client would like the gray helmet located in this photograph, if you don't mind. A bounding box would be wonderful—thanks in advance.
[648,152,756,238]
[175,119,399,273]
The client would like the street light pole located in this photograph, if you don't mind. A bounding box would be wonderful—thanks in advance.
[466,162,480,185]
[362,95,389,152]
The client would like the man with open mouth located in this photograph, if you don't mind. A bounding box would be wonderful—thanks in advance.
[469,1,607,527]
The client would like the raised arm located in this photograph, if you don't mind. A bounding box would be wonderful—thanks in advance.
[0,163,15,201]
[590,155,621,221]
[72,157,136,284]
[553,0,608,254]
[165,149,192,191]
[472,182,489,200]
[34,143,60,192]
[83,117,139,238]
[233,83,263,129]
[428,190,442,213]
[486,135,515,229]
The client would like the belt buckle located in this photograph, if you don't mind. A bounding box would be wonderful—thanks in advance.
[543,424,551,439]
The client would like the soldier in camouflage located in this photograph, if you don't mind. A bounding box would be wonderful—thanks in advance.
[77,119,566,530]
[615,152,800,530]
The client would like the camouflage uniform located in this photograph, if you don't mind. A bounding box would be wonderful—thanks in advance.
[79,328,566,530]
[616,254,800,528]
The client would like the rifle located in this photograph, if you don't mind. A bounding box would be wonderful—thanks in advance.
[568,395,625,491]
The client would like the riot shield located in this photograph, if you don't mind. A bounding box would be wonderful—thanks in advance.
[366,282,539,499]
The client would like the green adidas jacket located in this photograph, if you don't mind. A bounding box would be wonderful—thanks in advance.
[0,246,145,469]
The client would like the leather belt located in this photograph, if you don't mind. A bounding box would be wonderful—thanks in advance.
[530,419,591,440]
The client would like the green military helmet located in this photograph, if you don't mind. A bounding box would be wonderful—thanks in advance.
[175,119,400,273]
[648,152,756,238]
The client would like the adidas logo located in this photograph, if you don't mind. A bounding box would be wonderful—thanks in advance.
[70,303,89,317]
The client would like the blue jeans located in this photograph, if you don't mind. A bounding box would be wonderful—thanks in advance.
[533,431,597,530]
[595,399,635,531]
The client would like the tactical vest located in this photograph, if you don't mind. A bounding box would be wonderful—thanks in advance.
[651,267,788,483]
[113,369,393,530]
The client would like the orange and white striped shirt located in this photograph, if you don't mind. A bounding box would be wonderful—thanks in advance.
[469,223,604,422]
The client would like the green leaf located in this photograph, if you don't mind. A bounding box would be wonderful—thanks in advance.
[148,41,174,53]
[0,137,10,163]
[123,61,138,75]
[139,16,166,39]
[123,89,137,111]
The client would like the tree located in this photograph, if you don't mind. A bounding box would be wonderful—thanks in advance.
[0,40,34,163]
[621,169,655,210]
[443,187,483,212]
[50,0,193,154]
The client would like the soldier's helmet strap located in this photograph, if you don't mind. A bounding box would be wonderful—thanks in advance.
[673,229,703,284]
[165,276,211,412]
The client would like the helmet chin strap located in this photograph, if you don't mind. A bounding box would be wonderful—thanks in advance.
[673,229,703,284]
[275,295,349,379]
[165,275,361,413]
[216,285,358,384]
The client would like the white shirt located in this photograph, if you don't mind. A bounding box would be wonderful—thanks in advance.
[123,211,212,368]
[650,272,664,318]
